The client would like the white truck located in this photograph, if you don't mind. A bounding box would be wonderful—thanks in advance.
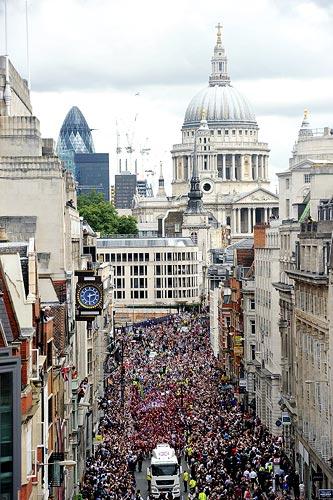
[148,443,181,499]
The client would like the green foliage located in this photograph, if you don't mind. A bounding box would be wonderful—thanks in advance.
[77,192,138,237]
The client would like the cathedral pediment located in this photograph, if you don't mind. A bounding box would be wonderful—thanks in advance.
[235,188,278,204]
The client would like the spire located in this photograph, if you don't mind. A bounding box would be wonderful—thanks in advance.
[209,22,230,87]
[299,109,313,138]
[156,161,166,198]
[185,134,204,214]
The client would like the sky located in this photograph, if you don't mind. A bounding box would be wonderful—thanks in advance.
[2,0,333,193]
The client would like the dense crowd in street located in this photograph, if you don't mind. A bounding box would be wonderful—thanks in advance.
[81,312,302,500]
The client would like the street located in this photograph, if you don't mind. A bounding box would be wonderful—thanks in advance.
[81,311,299,499]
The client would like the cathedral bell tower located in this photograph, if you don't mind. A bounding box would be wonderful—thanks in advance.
[182,112,211,297]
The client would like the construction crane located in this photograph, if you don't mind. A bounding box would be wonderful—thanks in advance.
[116,120,122,155]
[125,113,138,155]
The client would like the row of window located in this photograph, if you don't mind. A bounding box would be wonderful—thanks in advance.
[256,289,272,308]
[256,260,271,278]
[156,264,198,275]
[155,289,197,299]
[114,265,147,277]
[295,288,327,319]
[156,252,197,261]
[184,129,258,138]
[101,252,150,263]
[155,276,197,288]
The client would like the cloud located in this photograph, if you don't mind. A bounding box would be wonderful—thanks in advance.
[4,0,333,93]
[4,0,333,193]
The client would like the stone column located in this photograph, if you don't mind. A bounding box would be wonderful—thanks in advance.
[222,154,226,180]
[247,208,251,233]
[232,155,236,181]
[264,156,268,180]
[173,158,177,180]
[232,209,236,233]
[237,208,241,234]
[238,155,242,181]
[255,155,259,180]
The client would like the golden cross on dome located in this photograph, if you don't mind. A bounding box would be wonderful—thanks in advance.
[215,22,222,44]
[304,109,309,120]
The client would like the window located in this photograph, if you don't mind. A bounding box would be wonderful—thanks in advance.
[250,320,256,335]
[250,298,255,310]
[225,130,229,135]
[286,178,290,189]
[191,232,198,244]
[304,174,311,183]
[218,130,221,135]
[286,199,290,218]
[87,349,93,374]
[251,345,256,360]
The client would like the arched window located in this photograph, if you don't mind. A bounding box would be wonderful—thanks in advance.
[190,232,198,244]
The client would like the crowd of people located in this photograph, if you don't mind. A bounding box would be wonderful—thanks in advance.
[81,311,302,500]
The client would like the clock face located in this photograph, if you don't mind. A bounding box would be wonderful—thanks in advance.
[78,285,101,308]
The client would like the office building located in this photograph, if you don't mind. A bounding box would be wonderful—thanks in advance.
[97,236,200,323]
[115,173,137,209]
[57,106,95,176]
[75,152,110,200]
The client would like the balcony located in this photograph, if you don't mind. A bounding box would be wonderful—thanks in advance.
[300,221,317,234]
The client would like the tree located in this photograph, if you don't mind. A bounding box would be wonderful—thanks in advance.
[77,192,138,237]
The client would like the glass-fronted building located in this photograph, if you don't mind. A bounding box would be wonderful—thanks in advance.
[75,153,110,201]
[57,106,95,176]
[115,173,137,209]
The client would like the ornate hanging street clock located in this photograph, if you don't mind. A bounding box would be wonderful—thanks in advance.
[75,270,103,321]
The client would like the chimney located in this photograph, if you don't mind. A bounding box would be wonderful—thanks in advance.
[253,224,268,249]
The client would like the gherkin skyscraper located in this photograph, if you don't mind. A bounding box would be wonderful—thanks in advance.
[57,106,95,175]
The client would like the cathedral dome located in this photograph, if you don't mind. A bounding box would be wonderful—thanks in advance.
[182,23,257,130]
[183,84,257,129]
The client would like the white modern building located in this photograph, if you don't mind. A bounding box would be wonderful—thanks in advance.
[253,222,282,436]
[97,237,200,323]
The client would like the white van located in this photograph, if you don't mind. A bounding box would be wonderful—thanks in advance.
[149,444,181,499]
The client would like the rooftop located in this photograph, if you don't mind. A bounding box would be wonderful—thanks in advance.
[97,237,197,249]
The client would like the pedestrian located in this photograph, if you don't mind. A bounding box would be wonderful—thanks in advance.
[183,469,189,492]
[137,451,143,473]
[147,467,152,493]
